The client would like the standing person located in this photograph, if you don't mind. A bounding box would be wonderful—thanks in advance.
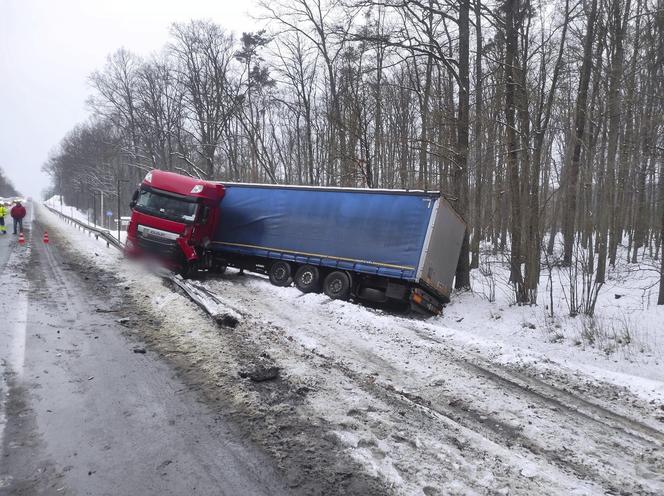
[10,201,26,235]
[0,202,7,234]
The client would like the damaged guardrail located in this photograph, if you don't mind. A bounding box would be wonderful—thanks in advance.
[166,274,242,327]
[43,203,241,328]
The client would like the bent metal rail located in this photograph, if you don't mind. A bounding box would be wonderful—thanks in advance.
[42,203,240,326]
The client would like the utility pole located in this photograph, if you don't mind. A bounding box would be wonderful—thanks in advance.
[117,177,129,242]
[117,178,121,241]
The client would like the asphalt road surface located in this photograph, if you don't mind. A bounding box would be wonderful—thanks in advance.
[0,204,290,495]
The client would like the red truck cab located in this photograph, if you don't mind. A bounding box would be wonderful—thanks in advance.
[125,170,224,272]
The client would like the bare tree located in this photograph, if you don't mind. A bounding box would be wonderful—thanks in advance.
[135,58,185,171]
[169,20,239,178]
[503,0,526,302]
[261,0,356,185]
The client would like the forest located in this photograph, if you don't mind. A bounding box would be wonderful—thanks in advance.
[42,0,664,308]
[0,168,19,198]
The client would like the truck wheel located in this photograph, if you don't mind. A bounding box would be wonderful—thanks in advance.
[294,265,320,293]
[180,262,196,279]
[323,271,351,301]
[269,261,292,287]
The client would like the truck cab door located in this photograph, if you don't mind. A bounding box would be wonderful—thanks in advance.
[198,205,210,224]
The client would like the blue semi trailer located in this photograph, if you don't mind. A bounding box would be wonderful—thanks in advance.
[212,184,465,314]
[128,170,466,314]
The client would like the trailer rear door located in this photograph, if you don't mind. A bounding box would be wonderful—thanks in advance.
[416,199,466,301]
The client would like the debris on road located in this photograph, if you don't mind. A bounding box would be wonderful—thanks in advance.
[214,313,239,328]
[239,365,280,382]
[167,274,242,328]
[133,347,146,354]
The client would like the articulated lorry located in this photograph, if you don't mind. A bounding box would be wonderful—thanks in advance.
[125,170,466,314]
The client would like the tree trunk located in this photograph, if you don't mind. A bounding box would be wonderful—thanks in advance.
[599,0,632,276]
[606,0,632,265]
[418,53,433,190]
[525,0,569,302]
[561,0,598,265]
[659,156,664,304]
[504,0,525,301]
[454,0,471,290]
[470,0,483,269]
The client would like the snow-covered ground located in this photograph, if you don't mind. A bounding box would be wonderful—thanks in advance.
[442,248,664,403]
[194,270,664,494]
[37,202,664,495]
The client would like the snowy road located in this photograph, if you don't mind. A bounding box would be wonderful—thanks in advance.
[24,202,664,495]
[0,207,290,495]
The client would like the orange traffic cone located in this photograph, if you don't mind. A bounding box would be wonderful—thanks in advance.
[43,231,49,244]
[18,232,25,245]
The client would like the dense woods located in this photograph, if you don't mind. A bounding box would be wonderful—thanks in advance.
[43,0,664,308]
[0,168,19,197]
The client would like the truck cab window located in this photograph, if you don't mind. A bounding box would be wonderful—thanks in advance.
[135,189,198,224]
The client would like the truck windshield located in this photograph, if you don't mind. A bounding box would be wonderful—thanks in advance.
[135,189,198,224]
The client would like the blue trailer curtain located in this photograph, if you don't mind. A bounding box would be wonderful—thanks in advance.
[212,186,435,280]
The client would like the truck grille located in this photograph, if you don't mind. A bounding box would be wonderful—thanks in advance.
[137,233,179,257]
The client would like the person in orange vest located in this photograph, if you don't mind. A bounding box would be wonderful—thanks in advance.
[10,201,26,235]
[0,203,7,234]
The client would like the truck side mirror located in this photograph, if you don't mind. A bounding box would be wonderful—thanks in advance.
[129,190,139,209]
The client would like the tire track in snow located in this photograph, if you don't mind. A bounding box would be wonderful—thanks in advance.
[273,328,659,495]
[200,274,664,494]
[408,324,664,445]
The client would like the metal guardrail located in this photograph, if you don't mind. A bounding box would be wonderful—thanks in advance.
[44,204,124,250]
[43,203,241,327]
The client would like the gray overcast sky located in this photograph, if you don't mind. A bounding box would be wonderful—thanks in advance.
[0,0,258,197]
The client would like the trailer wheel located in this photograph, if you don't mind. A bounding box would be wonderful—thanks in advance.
[323,271,351,301]
[269,261,292,287]
[294,265,320,293]
[212,262,227,275]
